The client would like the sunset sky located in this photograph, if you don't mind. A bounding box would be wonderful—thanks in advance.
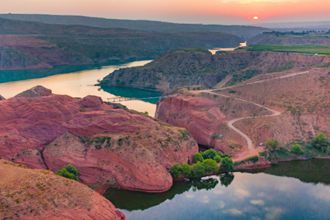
[1,0,329,24]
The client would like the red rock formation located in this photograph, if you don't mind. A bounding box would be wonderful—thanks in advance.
[0,160,124,220]
[234,157,272,171]
[156,68,330,157]
[0,86,198,193]
[156,93,268,156]
[15,85,52,98]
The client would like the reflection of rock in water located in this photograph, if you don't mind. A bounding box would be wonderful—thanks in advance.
[105,181,192,211]
[220,173,235,187]
[105,175,231,211]
[264,159,330,185]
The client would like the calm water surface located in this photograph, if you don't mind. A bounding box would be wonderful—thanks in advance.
[106,159,330,220]
[0,60,161,116]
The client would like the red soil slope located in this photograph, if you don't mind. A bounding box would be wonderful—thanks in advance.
[0,160,124,220]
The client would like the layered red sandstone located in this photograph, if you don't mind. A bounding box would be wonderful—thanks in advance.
[0,86,198,193]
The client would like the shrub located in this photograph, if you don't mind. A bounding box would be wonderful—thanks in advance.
[201,149,221,160]
[192,153,204,163]
[291,143,304,155]
[221,157,234,172]
[57,164,79,181]
[190,162,206,179]
[170,164,191,179]
[214,155,222,163]
[265,139,279,151]
[311,133,329,150]
[202,159,219,174]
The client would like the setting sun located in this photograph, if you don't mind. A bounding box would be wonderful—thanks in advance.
[253,16,259,20]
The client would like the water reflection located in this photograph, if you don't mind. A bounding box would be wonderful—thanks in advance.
[107,160,330,220]
[264,159,330,185]
[0,61,159,116]
[105,176,224,211]
[102,86,161,104]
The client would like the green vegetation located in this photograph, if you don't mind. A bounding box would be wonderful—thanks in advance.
[170,149,233,180]
[265,133,330,161]
[220,156,234,172]
[248,45,330,56]
[201,149,223,160]
[230,69,260,84]
[311,133,329,152]
[291,143,304,155]
[56,164,80,181]
[179,129,190,140]
[265,139,279,151]
[192,153,204,163]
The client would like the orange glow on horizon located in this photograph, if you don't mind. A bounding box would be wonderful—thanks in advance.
[0,0,329,24]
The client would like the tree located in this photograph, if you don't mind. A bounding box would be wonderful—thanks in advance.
[202,159,219,174]
[170,164,191,179]
[201,149,221,160]
[192,153,204,163]
[221,157,234,172]
[311,133,329,150]
[190,162,206,179]
[214,155,222,163]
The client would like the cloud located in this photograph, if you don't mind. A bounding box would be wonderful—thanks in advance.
[224,208,244,216]
[250,199,265,206]
[220,0,298,4]
[265,207,285,220]
[234,188,250,199]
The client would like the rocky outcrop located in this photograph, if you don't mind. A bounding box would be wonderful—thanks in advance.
[101,50,330,94]
[0,160,124,220]
[0,87,198,193]
[15,85,52,98]
[0,95,4,100]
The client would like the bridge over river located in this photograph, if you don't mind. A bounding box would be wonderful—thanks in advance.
[107,95,173,103]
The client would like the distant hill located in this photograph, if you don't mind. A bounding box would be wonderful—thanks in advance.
[0,17,242,82]
[0,13,267,39]
[100,48,330,93]
[250,31,330,46]
[260,21,330,31]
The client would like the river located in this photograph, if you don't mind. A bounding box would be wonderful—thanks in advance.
[0,60,160,116]
[106,159,330,220]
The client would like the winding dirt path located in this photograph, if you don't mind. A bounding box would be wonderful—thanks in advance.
[198,70,310,160]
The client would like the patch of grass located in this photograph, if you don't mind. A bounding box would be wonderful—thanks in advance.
[179,129,190,140]
[248,45,330,56]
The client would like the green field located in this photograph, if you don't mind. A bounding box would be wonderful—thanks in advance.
[248,45,330,56]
